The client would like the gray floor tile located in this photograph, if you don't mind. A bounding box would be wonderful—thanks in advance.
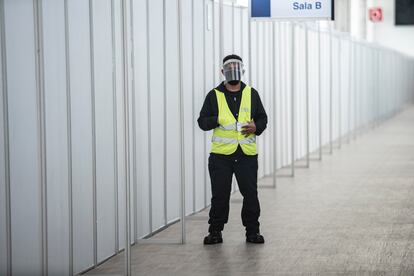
[86,107,414,276]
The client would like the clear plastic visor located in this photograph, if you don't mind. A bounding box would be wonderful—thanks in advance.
[223,60,244,82]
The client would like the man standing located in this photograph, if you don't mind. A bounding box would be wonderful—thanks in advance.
[198,54,268,244]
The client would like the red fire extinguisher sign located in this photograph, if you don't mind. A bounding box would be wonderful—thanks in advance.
[369,7,383,22]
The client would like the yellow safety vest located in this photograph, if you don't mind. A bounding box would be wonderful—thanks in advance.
[211,85,257,155]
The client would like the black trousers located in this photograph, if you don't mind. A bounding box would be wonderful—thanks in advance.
[208,154,261,235]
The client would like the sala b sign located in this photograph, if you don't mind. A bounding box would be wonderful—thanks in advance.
[251,0,334,20]
[293,2,323,10]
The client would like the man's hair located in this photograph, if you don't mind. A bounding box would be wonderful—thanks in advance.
[223,54,243,64]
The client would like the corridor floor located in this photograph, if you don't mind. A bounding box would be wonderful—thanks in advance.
[87,106,414,276]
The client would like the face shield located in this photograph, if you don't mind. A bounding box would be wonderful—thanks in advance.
[222,59,245,85]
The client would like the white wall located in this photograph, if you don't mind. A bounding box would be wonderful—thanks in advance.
[1,0,413,275]
[4,1,43,275]
[334,0,351,32]
[42,1,70,274]
[367,0,414,57]
[350,0,367,39]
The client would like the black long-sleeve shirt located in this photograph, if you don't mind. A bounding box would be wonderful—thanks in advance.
[197,81,268,158]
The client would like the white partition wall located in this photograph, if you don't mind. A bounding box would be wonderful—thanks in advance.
[147,0,165,233]
[113,0,126,252]
[204,0,215,205]
[193,0,207,211]
[164,0,181,224]
[94,0,119,263]
[132,0,150,239]
[4,1,43,275]
[67,0,95,272]
[42,0,70,274]
[1,0,414,275]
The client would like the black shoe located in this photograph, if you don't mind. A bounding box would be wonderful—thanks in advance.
[246,233,265,244]
[203,231,223,244]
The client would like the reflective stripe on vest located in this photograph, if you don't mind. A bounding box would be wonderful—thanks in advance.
[218,122,248,131]
[211,136,256,145]
[210,85,257,156]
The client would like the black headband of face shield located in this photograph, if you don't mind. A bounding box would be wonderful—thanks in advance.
[223,54,243,64]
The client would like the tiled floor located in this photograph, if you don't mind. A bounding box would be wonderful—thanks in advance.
[86,106,414,276]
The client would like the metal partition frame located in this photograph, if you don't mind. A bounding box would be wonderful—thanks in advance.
[63,0,74,273]
[33,0,48,273]
[0,0,11,275]
[87,0,98,267]
[110,0,120,254]
[120,0,131,274]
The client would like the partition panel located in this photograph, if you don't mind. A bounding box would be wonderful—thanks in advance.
[181,0,194,215]
[213,1,220,83]
[308,29,320,153]
[256,22,264,178]
[91,0,117,262]
[275,22,283,169]
[132,0,150,238]
[5,0,42,274]
[193,0,207,211]
[222,4,232,56]
[264,23,271,175]
[204,0,214,206]
[66,0,95,272]
[165,0,181,223]
[233,7,241,57]
[148,0,165,229]
[42,0,70,274]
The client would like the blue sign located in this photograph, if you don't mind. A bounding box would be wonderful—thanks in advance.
[250,0,334,20]
[251,0,271,17]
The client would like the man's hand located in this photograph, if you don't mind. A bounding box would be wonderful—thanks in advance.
[241,120,256,137]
